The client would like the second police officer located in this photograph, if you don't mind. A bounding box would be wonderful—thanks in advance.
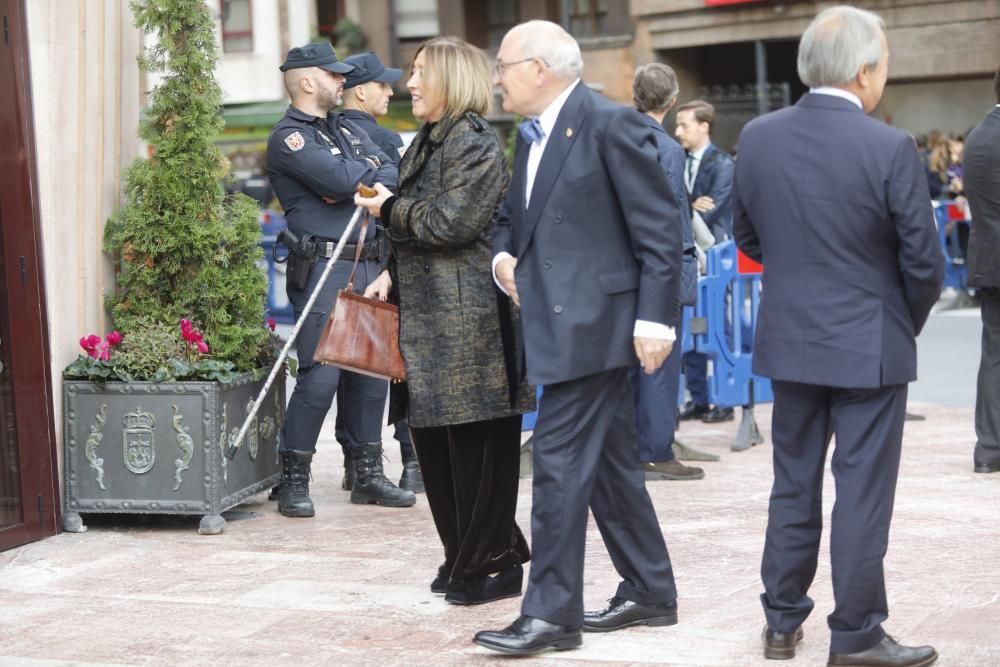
[266,42,416,517]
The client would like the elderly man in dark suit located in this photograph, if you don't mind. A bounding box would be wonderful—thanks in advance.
[474,20,684,656]
[732,6,943,666]
[966,67,1000,475]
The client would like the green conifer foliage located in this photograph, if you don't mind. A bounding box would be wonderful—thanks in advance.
[104,0,268,371]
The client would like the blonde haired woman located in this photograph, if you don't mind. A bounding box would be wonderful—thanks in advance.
[355,36,534,606]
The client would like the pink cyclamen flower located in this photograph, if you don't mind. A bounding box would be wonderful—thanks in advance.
[180,318,193,334]
[96,341,112,362]
[196,340,209,355]
[106,330,123,347]
[80,334,101,358]
[267,318,276,331]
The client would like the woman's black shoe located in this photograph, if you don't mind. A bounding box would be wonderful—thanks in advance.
[430,563,448,594]
[445,563,523,605]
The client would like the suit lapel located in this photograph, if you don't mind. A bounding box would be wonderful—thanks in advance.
[517,83,588,257]
[512,134,529,215]
[693,143,713,192]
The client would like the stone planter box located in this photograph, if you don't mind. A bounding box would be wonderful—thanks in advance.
[61,369,285,535]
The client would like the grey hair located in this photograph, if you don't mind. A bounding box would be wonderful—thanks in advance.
[515,20,583,81]
[797,5,886,87]
[633,63,679,113]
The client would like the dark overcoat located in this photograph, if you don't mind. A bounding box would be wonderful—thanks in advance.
[384,112,535,428]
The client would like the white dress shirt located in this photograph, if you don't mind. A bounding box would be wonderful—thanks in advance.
[492,80,675,342]
[809,86,863,110]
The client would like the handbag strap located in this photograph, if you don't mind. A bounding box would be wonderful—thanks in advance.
[345,210,370,290]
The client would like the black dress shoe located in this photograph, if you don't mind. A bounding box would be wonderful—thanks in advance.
[430,564,448,594]
[582,596,677,632]
[763,625,803,660]
[701,406,735,423]
[446,564,523,605]
[678,401,710,421]
[828,636,937,667]
[974,460,1000,473]
[474,615,582,655]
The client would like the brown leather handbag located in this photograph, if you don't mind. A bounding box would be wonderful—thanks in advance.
[313,212,406,382]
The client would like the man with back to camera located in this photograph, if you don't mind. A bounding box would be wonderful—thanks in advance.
[474,20,684,655]
[965,66,1000,476]
[334,51,425,494]
[674,100,736,425]
[266,42,415,517]
[732,6,943,665]
[630,62,705,482]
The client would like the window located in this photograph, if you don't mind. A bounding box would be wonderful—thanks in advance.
[395,0,439,40]
[221,0,253,53]
[569,0,608,38]
[487,0,518,48]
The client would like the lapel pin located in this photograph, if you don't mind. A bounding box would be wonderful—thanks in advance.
[566,128,573,138]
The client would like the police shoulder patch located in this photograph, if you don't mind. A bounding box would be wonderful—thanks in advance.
[284,131,305,151]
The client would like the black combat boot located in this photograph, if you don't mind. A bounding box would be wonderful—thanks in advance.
[399,459,425,493]
[350,443,417,508]
[341,444,355,491]
[278,450,315,518]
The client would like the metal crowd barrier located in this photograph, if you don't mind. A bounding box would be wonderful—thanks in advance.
[684,241,772,451]
[257,209,294,324]
[932,200,972,292]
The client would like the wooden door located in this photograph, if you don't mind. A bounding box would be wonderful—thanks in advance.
[0,0,60,551]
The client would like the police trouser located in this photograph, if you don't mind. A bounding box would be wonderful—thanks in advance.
[280,256,387,454]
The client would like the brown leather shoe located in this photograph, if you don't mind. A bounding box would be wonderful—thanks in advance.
[828,636,937,667]
[763,625,803,660]
[643,459,705,481]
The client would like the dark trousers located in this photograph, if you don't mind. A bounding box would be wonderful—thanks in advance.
[762,380,907,654]
[408,415,529,581]
[683,351,709,407]
[522,368,676,627]
[975,287,1000,467]
[280,258,387,453]
[630,316,683,463]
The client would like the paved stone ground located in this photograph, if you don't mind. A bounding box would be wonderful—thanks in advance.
[1,398,996,666]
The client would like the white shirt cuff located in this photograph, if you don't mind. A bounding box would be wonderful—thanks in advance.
[492,252,514,294]
[634,319,676,341]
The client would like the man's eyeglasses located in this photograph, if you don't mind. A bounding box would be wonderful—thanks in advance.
[493,57,537,76]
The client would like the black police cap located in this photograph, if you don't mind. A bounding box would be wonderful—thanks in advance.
[279,42,354,74]
[343,52,403,89]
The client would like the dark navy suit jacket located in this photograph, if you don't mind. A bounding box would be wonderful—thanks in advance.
[689,143,734,242]
[732,93,943,388]
[493,84,684,386]
[965,106,1000,288]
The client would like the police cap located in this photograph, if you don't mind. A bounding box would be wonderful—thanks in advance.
[343,52,403,89]
[279,42,354,74]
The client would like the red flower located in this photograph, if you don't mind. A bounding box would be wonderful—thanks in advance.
[180,318,193,334]
[106,331,123,347]
[267,318,276,331]
[80,334,101,358]
[96,341,112,362]
[196,340,209,355]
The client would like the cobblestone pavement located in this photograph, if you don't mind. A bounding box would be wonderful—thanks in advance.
[0,400,996,666]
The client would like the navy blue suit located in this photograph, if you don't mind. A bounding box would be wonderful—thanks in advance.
[493,83,682,626]
[732,93,943,654]
[630,114,692,463]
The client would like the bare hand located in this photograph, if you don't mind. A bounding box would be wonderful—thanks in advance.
[322,196,338,205]
[363,270,392,301]
[693,196,715,213]
[354,182,394,217]
[634,336,674,374]
[496,257,519,307]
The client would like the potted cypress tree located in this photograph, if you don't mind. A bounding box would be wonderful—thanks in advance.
[61,0,285,535]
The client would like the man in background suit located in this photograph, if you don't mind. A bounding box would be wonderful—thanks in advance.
[966,67,1000,475]
[630,63,705,481]
[675,100,736,424]
[732,6,942,665]
[474,20,684,656]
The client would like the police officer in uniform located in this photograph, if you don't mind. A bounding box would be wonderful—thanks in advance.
[267,42,415,517]
[333,52,424,494]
